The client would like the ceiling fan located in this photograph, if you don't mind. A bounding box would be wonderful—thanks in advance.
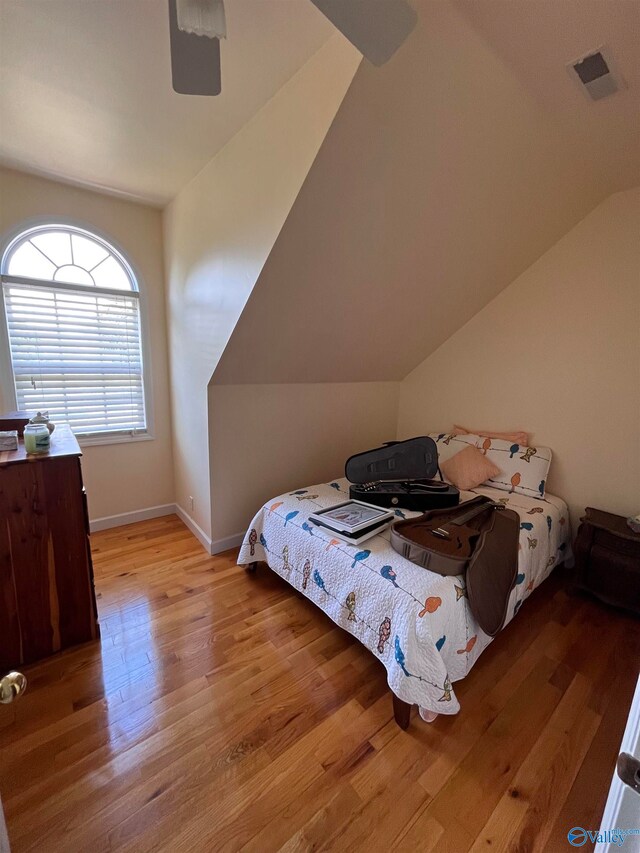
[169,0,417,96]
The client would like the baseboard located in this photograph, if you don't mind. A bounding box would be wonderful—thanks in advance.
[175,505,244,555]
[210,532,245,555]
[90,502,244,556]
[174,504,213,553]
[90,503,176,533]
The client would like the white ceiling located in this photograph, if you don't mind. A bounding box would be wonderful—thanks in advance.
[455,0,640,198]
[0,0,335,205]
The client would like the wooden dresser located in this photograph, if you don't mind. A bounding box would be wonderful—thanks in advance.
[0,425,99,669]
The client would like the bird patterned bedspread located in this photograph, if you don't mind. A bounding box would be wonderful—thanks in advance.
[238,479,571,716]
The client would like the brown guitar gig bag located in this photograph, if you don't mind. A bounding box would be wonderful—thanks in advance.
[390,497,520,636]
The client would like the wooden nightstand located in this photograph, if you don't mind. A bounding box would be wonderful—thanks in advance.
[574,507,640,616]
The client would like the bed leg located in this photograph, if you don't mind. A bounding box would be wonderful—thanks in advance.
[245,562,258,573]
[392,694,412,730]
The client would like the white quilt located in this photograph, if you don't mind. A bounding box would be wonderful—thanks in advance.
[238,479,571,716]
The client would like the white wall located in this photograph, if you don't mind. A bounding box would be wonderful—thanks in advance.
[397,188,640,527]
[213,0,634,388]
[204,0,638,545]
[208,382,399,545]
[0,166,174,521]
[163,36,359,539]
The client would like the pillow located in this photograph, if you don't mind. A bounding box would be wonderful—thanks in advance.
[430,432,552,498]
[453,425,530,445]
[441,446,501,491]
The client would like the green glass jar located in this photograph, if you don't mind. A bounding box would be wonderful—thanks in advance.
[24,423,50,454]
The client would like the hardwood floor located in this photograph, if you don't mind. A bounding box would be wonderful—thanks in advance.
[1,515,638,853]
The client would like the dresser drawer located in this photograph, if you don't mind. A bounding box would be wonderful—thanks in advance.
[593,526,640,559]
[584,545,640,612]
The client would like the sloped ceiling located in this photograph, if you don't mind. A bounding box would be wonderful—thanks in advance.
[455,0,640,196]
[213,0,640,385]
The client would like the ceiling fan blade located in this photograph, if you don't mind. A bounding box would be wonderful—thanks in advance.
[309,0,416,66]
[168,0,221,95]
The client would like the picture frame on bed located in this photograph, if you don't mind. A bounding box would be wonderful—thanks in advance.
[309,500,394,544]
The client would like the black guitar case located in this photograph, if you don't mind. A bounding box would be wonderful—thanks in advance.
[346,436,459,512]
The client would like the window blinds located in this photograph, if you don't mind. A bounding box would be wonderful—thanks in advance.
[2,280,147,436]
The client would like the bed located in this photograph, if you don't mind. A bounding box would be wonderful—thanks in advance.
[238,477,571,725]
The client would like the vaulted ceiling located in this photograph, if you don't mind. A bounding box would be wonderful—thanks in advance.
[213,0,640,386]
[0,0,335,204]
[456,0,640,199]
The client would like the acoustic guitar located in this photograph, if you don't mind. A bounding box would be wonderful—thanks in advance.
[396,499,504,559]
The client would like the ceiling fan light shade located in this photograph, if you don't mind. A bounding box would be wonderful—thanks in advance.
[169,0,222,95]
[176,0,227,39]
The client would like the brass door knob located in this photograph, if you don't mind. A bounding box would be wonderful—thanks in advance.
[0,671,27,704]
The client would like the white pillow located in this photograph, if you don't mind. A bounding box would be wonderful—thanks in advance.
[430,432,552,498]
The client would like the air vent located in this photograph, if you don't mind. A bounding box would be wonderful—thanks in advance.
[568,47,626,101]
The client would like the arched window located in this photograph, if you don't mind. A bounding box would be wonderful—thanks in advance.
[0,224,148,439]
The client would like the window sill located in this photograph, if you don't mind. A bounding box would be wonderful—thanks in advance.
[77,432,154,449]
